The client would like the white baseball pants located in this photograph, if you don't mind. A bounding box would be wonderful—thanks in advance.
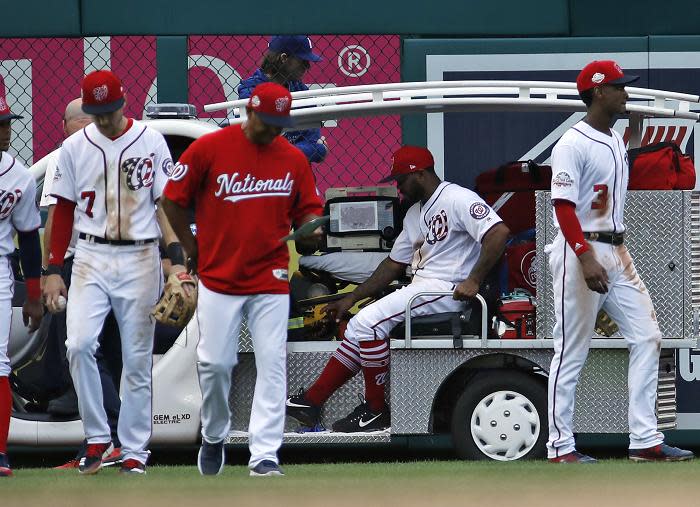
[0,258,13,377]
[344,275,465,345]
[546,233,663,458]
[195,282,288,469]
[66,240,161,464]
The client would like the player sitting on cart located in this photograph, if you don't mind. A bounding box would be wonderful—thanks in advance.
[286,145,510,432]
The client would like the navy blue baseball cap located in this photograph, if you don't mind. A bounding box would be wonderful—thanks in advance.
[268,35,322,62]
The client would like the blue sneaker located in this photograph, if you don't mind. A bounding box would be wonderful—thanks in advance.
[0,452,12,477]
[629,444,695,462]
[197,440,225,476]
[249,460,284,477]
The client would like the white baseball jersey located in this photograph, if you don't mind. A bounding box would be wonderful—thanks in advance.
[550,121,629,233]
[0,153,41,256]
[390,182,503,284]
[51,121,172,240]
[546,120,664,457]
[40,147,78,258]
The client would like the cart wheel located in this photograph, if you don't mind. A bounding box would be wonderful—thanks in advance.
[451,370,547,461]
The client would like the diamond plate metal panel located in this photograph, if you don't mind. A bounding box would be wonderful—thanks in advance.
[391,348,670,434]
[536,191,687,339]
[238,319,253,352]
[572,350,629,432]
[228,350,379,432]
[226,431,390,445]
[686,192,700,337]
[390,350,553,434]
[535,191,554,340]
[226,346,672,437]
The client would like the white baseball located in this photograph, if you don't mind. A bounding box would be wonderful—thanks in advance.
[54,295,67,313]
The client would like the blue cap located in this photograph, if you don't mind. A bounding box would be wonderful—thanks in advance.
[268,35,322,62]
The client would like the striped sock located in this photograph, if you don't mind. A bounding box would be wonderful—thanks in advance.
[305,322,361,406]
[360,340,389,413]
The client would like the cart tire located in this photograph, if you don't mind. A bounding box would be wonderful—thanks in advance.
[450,370,547,461]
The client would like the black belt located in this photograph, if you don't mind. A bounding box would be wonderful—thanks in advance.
[79,233,157,246]
[584,232,624,246]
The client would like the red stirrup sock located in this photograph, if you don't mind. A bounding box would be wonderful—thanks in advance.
[0,377,11,454]
[360,339,390,413]
[305,322,360,406]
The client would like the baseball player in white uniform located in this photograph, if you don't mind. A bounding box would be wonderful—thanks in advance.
[43,70,176,475]
[546,60,694,463]
[0,94,43,477]
[287,146,510,432]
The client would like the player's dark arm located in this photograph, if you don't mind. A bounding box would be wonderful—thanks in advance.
[159,196,197,273]
[17,228,43,331]
[323,257,407,322]
[42,205,55,272]
[156,204,185,267]
[454,222,510,300]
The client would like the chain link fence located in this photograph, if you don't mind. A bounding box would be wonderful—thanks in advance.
[1,34,401,194]
[0,36,157,166]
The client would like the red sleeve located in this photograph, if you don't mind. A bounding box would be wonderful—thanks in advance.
[49,198,76,267]
[163,136,208,208]
[554,199,589,257]
[290,157,323,224]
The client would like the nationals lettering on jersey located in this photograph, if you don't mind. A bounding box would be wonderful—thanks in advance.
[51,121,172,240]
[163,124,323,295]
[389,182,503,284]
[215,172,293,202]
[0,153,41,256]
[550,121,629,233]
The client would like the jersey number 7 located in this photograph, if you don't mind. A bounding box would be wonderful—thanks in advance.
[591,184,608,210]
[81,190,96,218]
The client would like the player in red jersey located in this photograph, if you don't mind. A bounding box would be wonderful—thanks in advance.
[161,82,323,477]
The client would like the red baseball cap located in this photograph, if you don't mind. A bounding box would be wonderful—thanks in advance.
[380,146,435,183]
[81,70,126,115]
[576,60,639,93]
[0,92,23,121]
[248,82,295,127]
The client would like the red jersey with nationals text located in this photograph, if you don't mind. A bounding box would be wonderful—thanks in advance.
[163,125,323,295]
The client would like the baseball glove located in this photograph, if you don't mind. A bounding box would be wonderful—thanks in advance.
[152,272,198,327]
[595,309,619,337]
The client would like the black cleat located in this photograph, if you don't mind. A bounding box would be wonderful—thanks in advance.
[331,398,390,433]
[286,388,321,427]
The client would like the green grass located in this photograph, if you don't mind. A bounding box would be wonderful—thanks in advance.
[3,460,700,507]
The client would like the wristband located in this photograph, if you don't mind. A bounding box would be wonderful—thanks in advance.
[46,264,63,276]
[166,242,185,266]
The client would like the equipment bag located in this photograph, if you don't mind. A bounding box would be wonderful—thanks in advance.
[499,229,537,296]
[475,160,552,234]
[628,142,696,190]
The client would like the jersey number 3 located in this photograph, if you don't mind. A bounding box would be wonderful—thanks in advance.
[81,190,95,218]
[591,184,608,210]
